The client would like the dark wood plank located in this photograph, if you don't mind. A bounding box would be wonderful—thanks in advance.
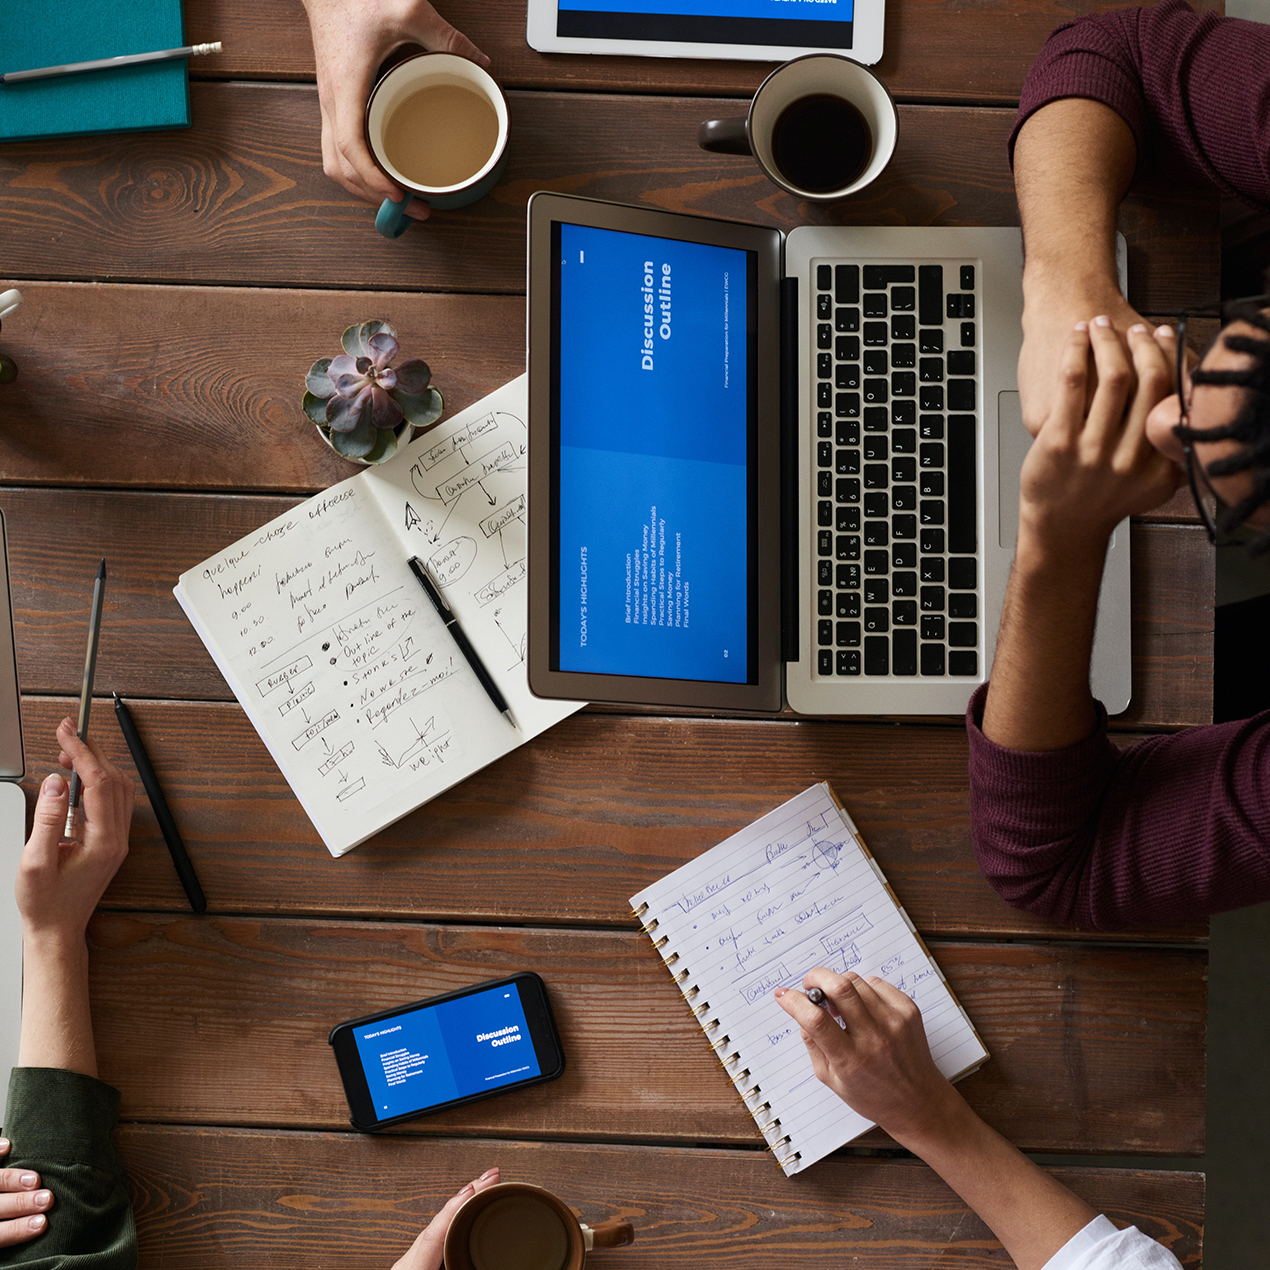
[2,488,1213,730]
[118,1125,1204,1267]
[18,694,1207,942]
[0,86,1217,311]
[87,915,1206,1154]
[188,0,1221,106]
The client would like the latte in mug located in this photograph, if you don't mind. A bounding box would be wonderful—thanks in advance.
[383,83,501,190]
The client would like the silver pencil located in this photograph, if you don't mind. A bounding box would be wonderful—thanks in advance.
[2,43,222,86]
[64,559,107,840]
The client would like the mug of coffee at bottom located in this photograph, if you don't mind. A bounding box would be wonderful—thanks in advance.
[698,53,897,202]
[366,51,510,238]
[442,1182,634,1270]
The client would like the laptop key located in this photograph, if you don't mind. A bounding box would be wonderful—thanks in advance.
[949,556,977,589]
[891,543,916,568]
[864,490,888,516]
[919,471,944,497]
[920,442,944,468]
[947,379,976,411]
[947,294,975,319]
[836,306,860,332]
[817,441,832,466]
[836,477,860,503]
[837,649,861,675]
[949,650,979,676]
[863,406,888,431]
[948,349,975,375]
[920,585,945,611]
[818,500,832,526]
[863,349,888,375]
[892,429,916,454]
[837,419,860,445]
[863,463,888,488]
[960,321,975,346]
[893,629,918,675]
[960,264,975,291]
[817,323,833,349]
[836,506,860,532]
[835,264,859,304]
[919,357,944,382]
[920,528,945,553]
[891,372,915,397]
[918,265,943,325]
[818,383,832,408]
[891,456,916,482]
[863,379,888,403]
[919,500,945,525]
[921,614,945,640]
[819,649,834,675]
[920,385,944,410]
[818,471,832,496]
[837,621,861,647]
[920,556,945,582]
[864,607,889,633]
[864,521,889,547]
[892,343,916,368]
[837,591,861,617]
[864,550,888,575]
[893,600,917,625]
[817,265,832,291]
[818,530,833,556]
[818,353,832,378]
[948,621,978,647]
[835,393,860,417]
[920,643,945,676]
[891,315,915,340]
[948,415,977,553]
[949,593,978,618]
[864,636,889,675]
[919,415,944,439]
[836,449,860,475]
[919,328,944,354]
[863,293,887,318]
[892,400,916,426]
[836,334,860,360]
[836,364,860,389]
[891,485,916,511]
[864,577,889,603]
[817,293,832,319]
[891,286,915,311]
[891,514,916,539]
[892,571,917,597]
[818,619,833,645]
[864,265,915,288]
[837,535,860,560]
[863,436,889,462]
[818,589,833,615]
[836,563,861,588]
[819,560,833,585]
[818,414,833,438]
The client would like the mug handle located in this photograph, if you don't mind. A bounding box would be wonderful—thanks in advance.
[376,193,417,239]
[697,117,751,155]
[580,1221,635,1249]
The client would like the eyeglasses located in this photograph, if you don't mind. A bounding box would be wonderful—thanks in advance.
[1172,294,1270,544]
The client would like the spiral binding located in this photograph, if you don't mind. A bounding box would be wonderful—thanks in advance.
[636,898,798,1176]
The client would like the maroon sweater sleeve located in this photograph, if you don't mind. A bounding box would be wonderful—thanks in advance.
[1009,0,1270,208]
[966,684,1270,929]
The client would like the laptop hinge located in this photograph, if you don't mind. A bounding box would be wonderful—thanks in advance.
[779,275,799,663]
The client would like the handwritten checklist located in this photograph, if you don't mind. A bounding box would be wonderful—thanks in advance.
[631,783,988,1175]
[176,376,582,856]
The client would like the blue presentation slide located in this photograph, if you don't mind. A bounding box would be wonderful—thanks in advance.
[556,223,751,684]
[354,984,541,1120]
[558,0,851,20]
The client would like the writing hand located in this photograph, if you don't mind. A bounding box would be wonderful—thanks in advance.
[302,0,491,220]
[0,1143,53,1248]
[391,1167,501,1270]
[775,969,953,1143]
[17,721,133,946]
[1018,317,1182,551]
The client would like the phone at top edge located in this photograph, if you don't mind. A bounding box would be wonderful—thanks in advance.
[328,970,565,1132]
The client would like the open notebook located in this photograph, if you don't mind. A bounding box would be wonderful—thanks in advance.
[631,782,987,1174]
[175,376,582,856]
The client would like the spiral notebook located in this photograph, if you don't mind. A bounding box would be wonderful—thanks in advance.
[630,783,988,1174]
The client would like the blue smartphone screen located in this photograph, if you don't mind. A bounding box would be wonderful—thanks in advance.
[353,982,542,1120]
[554,222,753,684]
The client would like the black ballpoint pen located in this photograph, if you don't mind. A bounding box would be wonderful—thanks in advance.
[407,557,518,730]
[113,693,207,913]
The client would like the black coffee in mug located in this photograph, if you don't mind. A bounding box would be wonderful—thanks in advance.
[770,93,872,193]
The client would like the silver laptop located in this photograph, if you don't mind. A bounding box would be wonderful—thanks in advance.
[526,195,1130,715]
[0,510,25,1125]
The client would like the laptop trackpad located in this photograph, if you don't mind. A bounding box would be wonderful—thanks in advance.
[997,391,1029,549]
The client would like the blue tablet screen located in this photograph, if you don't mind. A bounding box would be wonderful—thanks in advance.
[556,0,854,49]
[553,222,755,685]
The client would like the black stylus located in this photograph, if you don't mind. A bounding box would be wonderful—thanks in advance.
[407,557,518,730]
[113,693,207,913]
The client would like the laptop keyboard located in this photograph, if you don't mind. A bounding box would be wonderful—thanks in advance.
[811,261,980,679]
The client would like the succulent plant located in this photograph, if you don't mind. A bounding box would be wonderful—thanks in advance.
[303,320,443,462]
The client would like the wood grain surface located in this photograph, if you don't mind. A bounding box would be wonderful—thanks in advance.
[19,695,1206,943]
[1,488,1212,728]
[87,915,1206,1155]
[0,85,1217,310]
[117,1126,1205,1268]
[184,0,1222,107]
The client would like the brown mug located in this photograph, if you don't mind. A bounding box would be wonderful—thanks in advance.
[443,1182,634,1270]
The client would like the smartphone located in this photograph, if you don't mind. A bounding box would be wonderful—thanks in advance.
[328,972,565,1131]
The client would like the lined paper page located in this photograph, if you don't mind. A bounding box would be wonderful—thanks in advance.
[631,783,987,1175]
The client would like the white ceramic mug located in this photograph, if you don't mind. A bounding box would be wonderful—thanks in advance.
[366,52,510,238]
[698,54,897,202]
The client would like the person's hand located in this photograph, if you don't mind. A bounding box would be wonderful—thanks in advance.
[302,0,490,221]
[1017,317,1183,550]
[1017,283,1147,439]
[392,1167,501,1270]
[0,1140,53,1248]
[16,720,133,946]
[775,969,954,1143]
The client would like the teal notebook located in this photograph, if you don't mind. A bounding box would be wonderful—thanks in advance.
[0,0,190,143]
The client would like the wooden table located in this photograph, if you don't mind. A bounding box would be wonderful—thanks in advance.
[0,0,1215,1264]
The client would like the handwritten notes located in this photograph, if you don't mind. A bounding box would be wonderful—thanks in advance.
[176,377,582,856]
[630,783,987,1175]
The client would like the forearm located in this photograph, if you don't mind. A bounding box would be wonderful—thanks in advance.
[894,1089,1096,1270]
[18,933,97,1078]
[982,528,1105,751]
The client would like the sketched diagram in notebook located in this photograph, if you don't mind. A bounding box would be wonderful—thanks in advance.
[397,409,530,671]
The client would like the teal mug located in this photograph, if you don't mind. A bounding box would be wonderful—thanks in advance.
[366,52,510,238]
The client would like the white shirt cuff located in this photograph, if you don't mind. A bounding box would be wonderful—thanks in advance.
[1041,1215,1186,1270]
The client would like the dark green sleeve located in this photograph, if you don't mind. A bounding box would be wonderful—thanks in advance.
[0,1068,136,1269]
